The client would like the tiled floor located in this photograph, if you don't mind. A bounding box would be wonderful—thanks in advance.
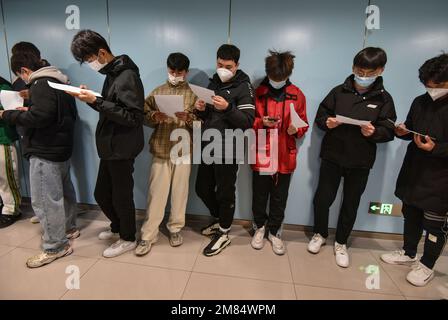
[0,207,447,300]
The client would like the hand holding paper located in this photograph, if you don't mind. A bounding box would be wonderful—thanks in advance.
[335,115,371,127]
[0,90,24,110]
[154,95,184,118]
[289,103,308,129]
[189,84,215,105]
[47,81,102,97]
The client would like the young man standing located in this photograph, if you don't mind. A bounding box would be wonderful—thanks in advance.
[251,50,308,256]
[381,54,448,287]
[308,47,397,268]
[195,44,255,256]
[0,76,21,229]
[70,30,145,258]
[0,52,78,268]
[135,53,197,256]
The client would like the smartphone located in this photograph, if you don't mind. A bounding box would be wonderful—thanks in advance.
[267,117,279,122]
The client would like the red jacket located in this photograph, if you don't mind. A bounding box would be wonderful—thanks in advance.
[252,79,308,174]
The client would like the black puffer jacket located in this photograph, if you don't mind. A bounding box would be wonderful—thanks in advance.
[315,75,397,169]
[195,70,255,160]
[3,67,77,162]
[89,55,144,160]
[395,93,448,215]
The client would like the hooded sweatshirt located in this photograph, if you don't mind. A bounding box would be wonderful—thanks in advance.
[2,66,77,162]
[194,69,255,161]
[87,55,145,160]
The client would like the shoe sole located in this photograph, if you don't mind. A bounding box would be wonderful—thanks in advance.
[27,247,74,269]
[170,241,183,247]
[307,242,326,254]
[203,239,231,257]
[251,242,264,250]
[103,245,137,258]
[135,248,151,257]
[380,256,417,266]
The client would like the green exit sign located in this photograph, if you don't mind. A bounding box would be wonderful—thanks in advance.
[369,202,402,217]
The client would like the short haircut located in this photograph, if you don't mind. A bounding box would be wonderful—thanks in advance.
[419,53,448,85]
[11,42,41,58]
[265,50,295,81]
[11,52,45,75]
[217,44,240,63]
[353,47,387,70]
[167,52,190,71]
[71,29,111,63]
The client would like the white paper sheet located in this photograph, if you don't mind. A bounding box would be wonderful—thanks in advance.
[0,90,23,110]
[387,119,436,140]
[289,103,308,128]
[335,115,371,127]
[189,84,215,105]
[154,95,184,118]
[47,81,102,97]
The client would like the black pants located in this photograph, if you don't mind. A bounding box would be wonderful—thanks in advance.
[402,203,448,269]
[195,163,239,230]
[252,171,291,236]
[94,159,136,242]
[313,160,370,244]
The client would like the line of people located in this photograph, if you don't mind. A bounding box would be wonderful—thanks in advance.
[0,29,447,288]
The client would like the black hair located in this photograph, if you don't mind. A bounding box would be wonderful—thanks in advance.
[11,42,41,58]
[167,52,190,71]
[11,52,45,75]
[265,50,295,81]
[71,29,111,63]
[353,47,387,70]
[217,44,240,63]
[419,53,448,85]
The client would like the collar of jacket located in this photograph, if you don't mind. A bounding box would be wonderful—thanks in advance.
[165,80,190,89]
[99,54,140,77]
[210,69,251,90]
[259,77,293,101]
[342,74,386,98]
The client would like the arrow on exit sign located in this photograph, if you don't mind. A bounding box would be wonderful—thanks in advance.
[369,202,403,217]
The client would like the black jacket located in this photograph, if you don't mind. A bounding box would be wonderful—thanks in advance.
[395,94,448,215]
[315,75,397,169]
[3,74,77,162]
[89,55,144,160]
[195,70,255,160]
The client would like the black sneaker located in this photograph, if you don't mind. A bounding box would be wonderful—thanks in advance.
[203,230,231,257]
[0,212,22,229]
[200,221,220,236]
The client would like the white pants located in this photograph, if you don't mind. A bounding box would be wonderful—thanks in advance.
[0,144,21,215]
[140,157,191,242]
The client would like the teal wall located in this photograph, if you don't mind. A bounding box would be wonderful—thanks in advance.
[1,0,447,234]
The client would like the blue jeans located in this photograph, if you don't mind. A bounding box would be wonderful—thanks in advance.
[29,157,77,253]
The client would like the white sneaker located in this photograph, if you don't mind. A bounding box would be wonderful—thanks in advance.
[406,262,435,287]
[98,229,119,240]
[268,233,286,256]
[251,226,266,250]
[103,239,137,258]
[30,216,40,224]
[381,249,418,265]
[308,234,326,254]
[334,242,350,268]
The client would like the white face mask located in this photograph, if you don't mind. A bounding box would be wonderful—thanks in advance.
[216,68,234,83]
[168,73,185,86]
[427,87,448,101]
[88,58,108,72]
[269,78,287,89]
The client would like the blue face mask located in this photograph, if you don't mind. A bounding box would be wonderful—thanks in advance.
[354,74,377,88]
